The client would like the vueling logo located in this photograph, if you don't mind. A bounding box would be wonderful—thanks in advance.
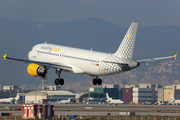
[52,47,60,52]
[41,46,60,52]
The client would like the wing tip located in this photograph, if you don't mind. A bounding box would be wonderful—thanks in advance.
[3,54,7,60]
[174,54,177,60]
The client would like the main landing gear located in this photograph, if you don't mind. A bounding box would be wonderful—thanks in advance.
[55,69,64,85]
[92,76,102,85]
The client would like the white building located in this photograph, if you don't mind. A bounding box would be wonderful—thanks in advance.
[3,85,18,91]
[47,86,61,91]
[132,84,163,103]
[157,88,164,103]
[133,87,152,103]
[103,84,119,88]
[125,84,138,88]
[25,91,75,103]
[164,84,180,89]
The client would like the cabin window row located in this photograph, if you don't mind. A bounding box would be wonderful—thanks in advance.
[63,54,99,63]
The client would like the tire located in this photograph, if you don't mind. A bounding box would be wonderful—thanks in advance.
[92,78,97,85]
[60,78,64,85]
[97,78,102,85]
[55,78,60,85]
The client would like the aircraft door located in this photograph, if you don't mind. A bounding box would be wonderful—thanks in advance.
[59,53,64,61]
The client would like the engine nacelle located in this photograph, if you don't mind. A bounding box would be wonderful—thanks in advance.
[27,63,47,77]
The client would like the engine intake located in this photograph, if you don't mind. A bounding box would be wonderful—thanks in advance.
[27,63,47,77]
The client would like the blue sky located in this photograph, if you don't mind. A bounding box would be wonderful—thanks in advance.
[0,0,179,27]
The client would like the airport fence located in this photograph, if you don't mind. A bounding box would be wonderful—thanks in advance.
[0,116,180,120]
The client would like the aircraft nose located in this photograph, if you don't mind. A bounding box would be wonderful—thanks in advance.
[28,51,32,60]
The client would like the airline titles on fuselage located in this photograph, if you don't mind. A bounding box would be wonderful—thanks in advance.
[38,45,99,67]
[40,45,60,52]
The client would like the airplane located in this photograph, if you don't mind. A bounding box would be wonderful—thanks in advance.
[59,98,71,104]
[3,22,177,86]
[106,93,124,105]
[169,94,180,105]
[0,93,21,104]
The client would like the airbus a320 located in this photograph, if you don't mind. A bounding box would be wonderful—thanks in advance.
[3,23,177,86]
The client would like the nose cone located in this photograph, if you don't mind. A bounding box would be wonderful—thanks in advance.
[28,51,32,60]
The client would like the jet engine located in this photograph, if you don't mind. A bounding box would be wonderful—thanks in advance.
[27,63,47,77]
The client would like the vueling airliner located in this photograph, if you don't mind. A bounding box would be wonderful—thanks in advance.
[3,23,177,86]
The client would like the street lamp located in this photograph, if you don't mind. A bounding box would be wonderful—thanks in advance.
[9,61,13,98]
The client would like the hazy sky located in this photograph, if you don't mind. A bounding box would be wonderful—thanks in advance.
[0,0,179,27]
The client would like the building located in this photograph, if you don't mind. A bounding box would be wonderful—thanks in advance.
[25,91,75,103]
[18,93,26,103]
[122,88,132,103]
[103,84,119,88]
[125,84,138,88]
[104,88,121,99]
[165,84,180,89]
[164,89,174,103]
[157,88,164,103]
[133,87,152,103]
[3,85,19,91]
[91,84,122,99]
[47,86,61,91]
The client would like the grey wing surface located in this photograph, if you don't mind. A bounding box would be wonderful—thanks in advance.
[136,54,177,64]
[2,54,73,72]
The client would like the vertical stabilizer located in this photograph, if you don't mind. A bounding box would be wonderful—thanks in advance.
[106,93,110,99]
[171,95,175,102]
[114,22,138,59]
[14,93,21,101]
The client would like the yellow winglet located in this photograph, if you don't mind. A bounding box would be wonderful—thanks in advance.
[174,54,177,60]
[3,54,7,60]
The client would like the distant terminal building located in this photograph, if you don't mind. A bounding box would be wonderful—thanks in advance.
[25,91,75,103]
[47,86,61,91]
[163,88,180,104]
[163,84,180,104]
[133,87,153,103]
[132,84,163,104]
[157,88,164,103]
[122,88,132,103]
[103,84,119,88]
[90,84,167,104]
[0,85,20,98]
[90,84,132,103]
[3,85,19,91]
[125,84,138,88]
[164,84,180,89]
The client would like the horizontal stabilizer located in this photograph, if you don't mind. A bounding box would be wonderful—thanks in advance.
[136,54,177,64]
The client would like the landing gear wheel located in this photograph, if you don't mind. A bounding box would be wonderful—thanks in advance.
[97,78,102,85]
[55,78,60,85]
[92,78,97,85]
[59,79,64,85]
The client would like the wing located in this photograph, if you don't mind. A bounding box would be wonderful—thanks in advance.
[3,54,73,72]
[136,54,177,64]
